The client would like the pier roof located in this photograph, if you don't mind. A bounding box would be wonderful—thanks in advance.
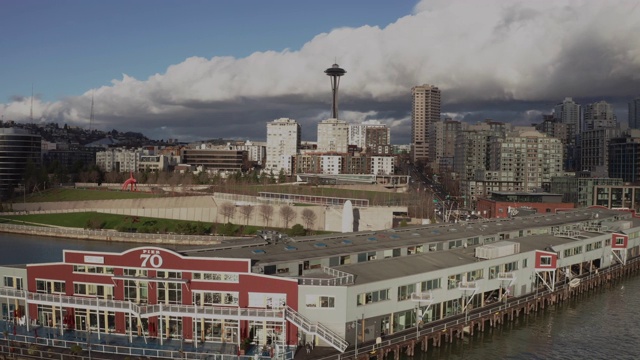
[178,208,626,265]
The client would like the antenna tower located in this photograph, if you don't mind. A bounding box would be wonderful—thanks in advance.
[30,84,34,122]
[89,92,95,131]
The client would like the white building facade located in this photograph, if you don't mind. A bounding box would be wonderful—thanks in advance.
[266,118,300,175]
[318,119,349,153]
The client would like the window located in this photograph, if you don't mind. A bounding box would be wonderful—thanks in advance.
[305,295,335,308]
[522,259,528,268]
[447,274,462,289]
[123,269,148,277]
[448,240,463,249]
[397,284,416,301]
[407,246,424,255]
[36,280,66,294]
[158,282,182,305]
[489,265,500,279]
[356,289,390,306]
[467,237,480,246]
[421,278,441,291]
[605,238,611,246]
[540,256,552,266]
[466,269,483,281]
[594,241,603,249]
[156,271,181,279]
[124,280,148,303]
[616,237,625,246]
[192,272,239,282]
[586,243,593,252]
[503,261,518,272]
[73,283,113,298]
[193,291,238,306]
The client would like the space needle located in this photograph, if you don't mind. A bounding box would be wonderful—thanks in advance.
[324,63,347,119]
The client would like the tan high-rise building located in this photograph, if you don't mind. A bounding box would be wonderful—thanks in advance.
[411,84,441,164]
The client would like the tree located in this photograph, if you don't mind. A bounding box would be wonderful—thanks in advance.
[259,204,274,227]
[279,205,296,229]
[289,224,305,236]
[238,205,254,225]
[278,169,286,184]
[219,202,236,223]
[301,208,317,231]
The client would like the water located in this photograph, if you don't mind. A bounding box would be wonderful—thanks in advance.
[0,233,140,265]
[1,233,639,359]
[403,276,640,360]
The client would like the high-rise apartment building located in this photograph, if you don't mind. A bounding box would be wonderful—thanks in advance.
[580,127,622,177]
[584,100,617,131]
[348,120,391,154]
[265,118,300,175]
[429,119,464,172]
[609,129,640,183]
[411,84,441,164]
[629,97,640,130]
[553,97,581,139]
[96,148,141,173]
[0,128,41,198]
[317,118,349,153]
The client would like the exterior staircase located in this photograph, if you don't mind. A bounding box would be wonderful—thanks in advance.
[285,306,348,352]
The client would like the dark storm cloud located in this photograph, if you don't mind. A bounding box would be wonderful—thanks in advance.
[2,0,639,143]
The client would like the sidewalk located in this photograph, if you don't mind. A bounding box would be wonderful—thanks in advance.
[1,319,237,357]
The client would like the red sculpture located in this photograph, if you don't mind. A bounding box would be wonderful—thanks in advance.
[122,171,138,191]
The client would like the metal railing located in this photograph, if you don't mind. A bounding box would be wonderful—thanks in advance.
[299,267,355,286]
[285,306,348,352]
[0,222,225,243]
[2,288,286,322]
[311,257,640,360]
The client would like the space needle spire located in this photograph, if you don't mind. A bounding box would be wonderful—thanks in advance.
[324,62,346,119]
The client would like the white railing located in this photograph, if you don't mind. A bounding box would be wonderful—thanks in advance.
[299,267,354,286]
[284,306,348,352]
[2,288,286,322]
[0,223,225,243]
[410,292,433,302]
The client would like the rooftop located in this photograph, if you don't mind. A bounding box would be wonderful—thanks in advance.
[178,208,627,266]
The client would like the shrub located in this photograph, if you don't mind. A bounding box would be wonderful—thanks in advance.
[86,217,106,229]
[69,344,83,355]
[289,224,305,236]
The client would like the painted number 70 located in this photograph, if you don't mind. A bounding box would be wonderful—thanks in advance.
[140,254,163,268]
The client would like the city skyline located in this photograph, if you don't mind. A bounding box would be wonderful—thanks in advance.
[1,0,639,144]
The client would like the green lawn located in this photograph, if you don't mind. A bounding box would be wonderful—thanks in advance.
[17,188,159,203]
[230,184,411,206]
[0,212,326,236]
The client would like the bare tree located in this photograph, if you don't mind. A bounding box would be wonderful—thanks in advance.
[219,202,236,223]
[279,205,296,229]
[238,205,255,225]
[301,208,317,231]
[259,204,274,227]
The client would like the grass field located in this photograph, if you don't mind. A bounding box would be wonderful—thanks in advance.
[18,188,159,203]
[231,184,411,206]
[0,211,322,236]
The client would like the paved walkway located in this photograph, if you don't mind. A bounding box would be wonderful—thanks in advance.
[1,319,237,357]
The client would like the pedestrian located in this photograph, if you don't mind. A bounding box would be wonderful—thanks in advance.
[306,343,310,354]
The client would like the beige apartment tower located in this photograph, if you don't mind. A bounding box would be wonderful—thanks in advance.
[411,84,441,164]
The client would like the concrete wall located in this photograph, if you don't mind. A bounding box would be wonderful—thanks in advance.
[9,195,405,232]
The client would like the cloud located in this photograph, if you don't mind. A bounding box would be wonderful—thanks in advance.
[2,0,639,144]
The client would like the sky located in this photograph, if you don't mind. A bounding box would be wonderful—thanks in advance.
[1,0,639,144]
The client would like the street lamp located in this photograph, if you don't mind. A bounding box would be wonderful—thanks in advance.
[415,305,422,339]
[354,314,363,359]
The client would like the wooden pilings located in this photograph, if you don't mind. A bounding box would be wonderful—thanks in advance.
[373,259,640,360]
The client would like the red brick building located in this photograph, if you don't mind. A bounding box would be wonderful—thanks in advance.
[26,246,298,349]
[476,191,575,218]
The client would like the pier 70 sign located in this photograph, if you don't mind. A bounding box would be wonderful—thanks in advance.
[140,249,163,268]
